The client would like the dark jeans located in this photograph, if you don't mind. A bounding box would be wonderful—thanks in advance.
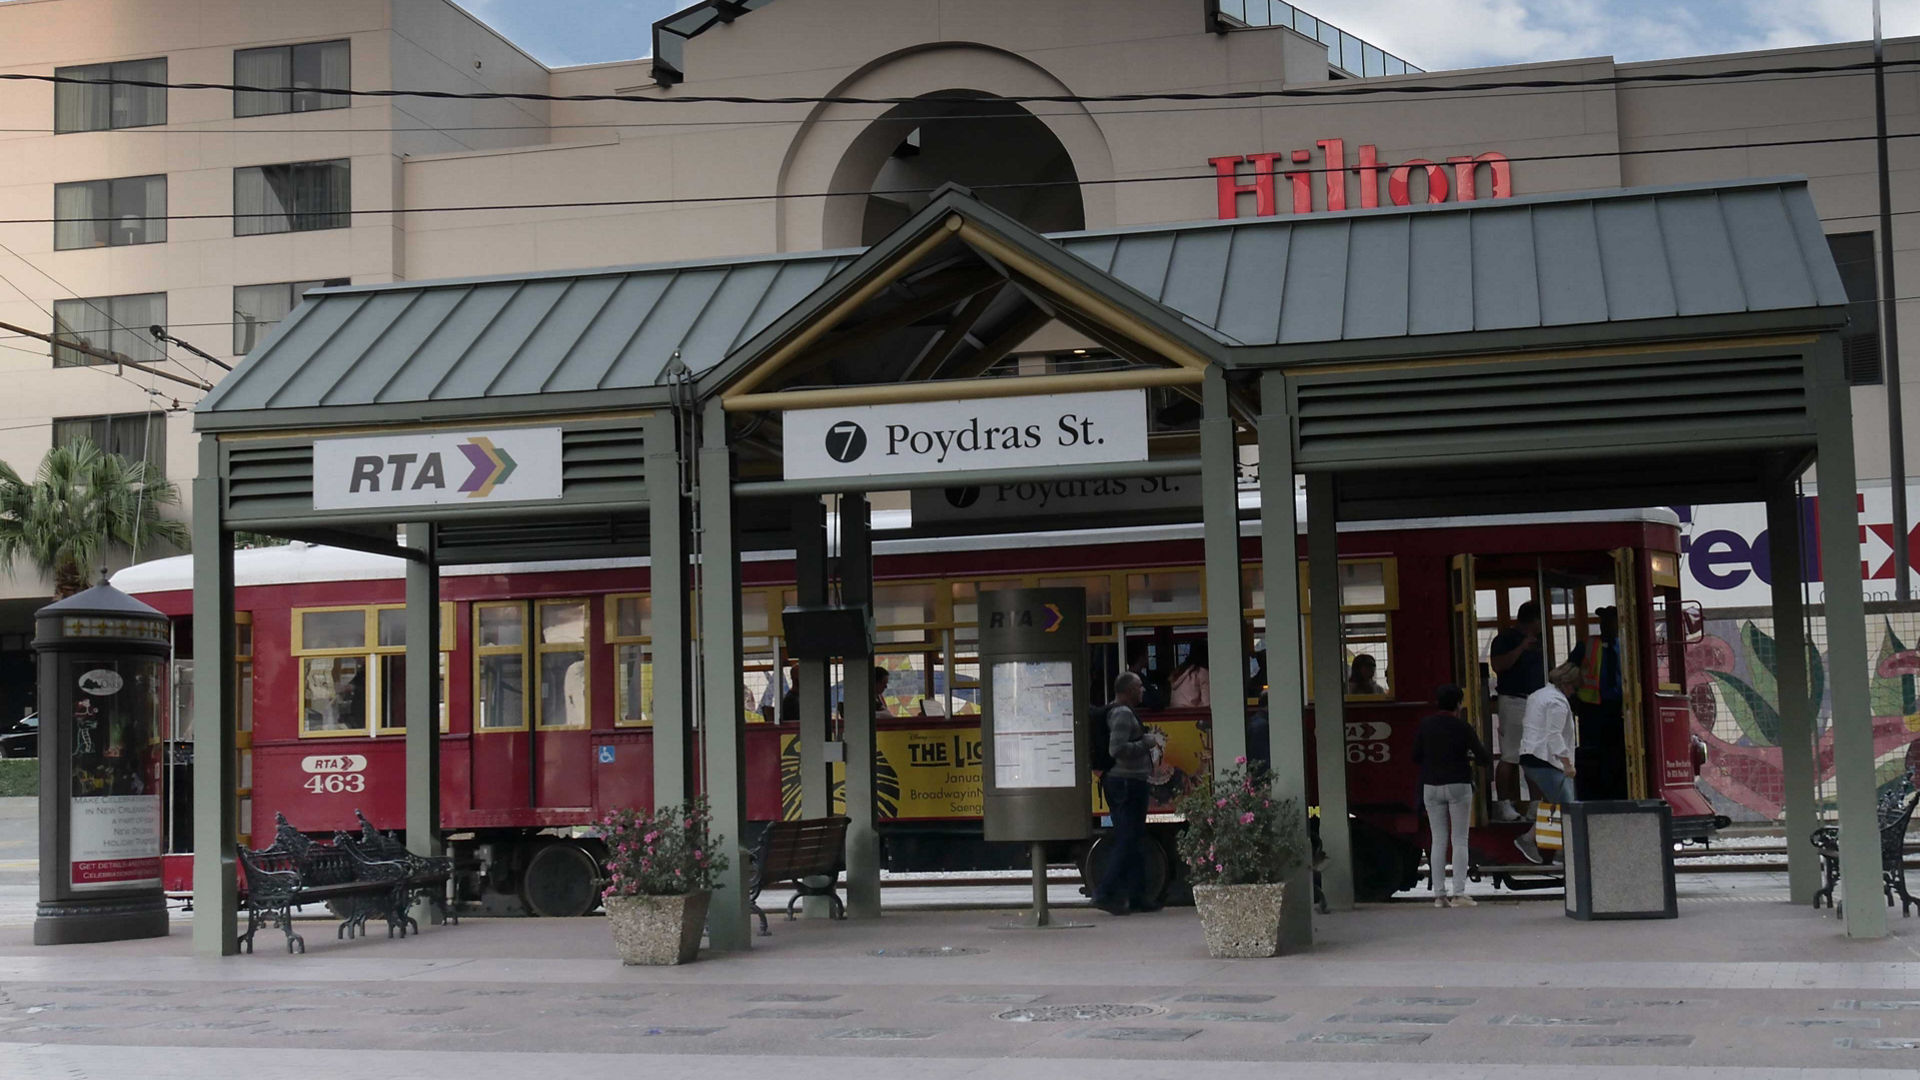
[1097,774,1151,906]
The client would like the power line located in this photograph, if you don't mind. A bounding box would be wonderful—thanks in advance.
[0,235,211,384]
[5,55,1916,108]
[0,60,1907,136]
[2,128,1916,227]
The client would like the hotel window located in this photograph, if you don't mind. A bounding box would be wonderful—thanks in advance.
[1828,233,1883,386]
[293,604,452,737]
[54,175,166,249]
[52,411,166,477]
[234,40,349,117]
[233,279,347,354]
[234,159,350,236]
[51,293,166,368]
[54,58,166,132]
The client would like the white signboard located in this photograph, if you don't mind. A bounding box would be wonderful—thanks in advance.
[912,473,1200,526]
[70,795,161,891]
[782,390,1147,481]
[991,659,1077,789]
[312,428,563,510]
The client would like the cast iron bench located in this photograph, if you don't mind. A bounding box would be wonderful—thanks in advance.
[345,808,459,927]
[748,815,850,935]
[1811,768,1918,917]
[235,813,411,954]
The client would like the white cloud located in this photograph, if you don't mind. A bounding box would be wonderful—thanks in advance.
[1323,0,1920,71]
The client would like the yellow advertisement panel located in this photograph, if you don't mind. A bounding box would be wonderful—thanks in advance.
[780,715,1211,822]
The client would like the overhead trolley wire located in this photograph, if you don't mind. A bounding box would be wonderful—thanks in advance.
[3,55,1917,108]
[0,129,1915,227]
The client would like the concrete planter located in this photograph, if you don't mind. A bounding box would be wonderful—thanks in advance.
[605,891,711,965]
[1192,882,1286,959]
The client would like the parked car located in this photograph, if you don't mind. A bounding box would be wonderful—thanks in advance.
[1,713,37,758]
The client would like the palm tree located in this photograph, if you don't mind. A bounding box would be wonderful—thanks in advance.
[0,437,190,598]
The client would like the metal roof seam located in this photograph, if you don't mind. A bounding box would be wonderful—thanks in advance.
[315,288,430,407]
[533,275,627,395]
[423,279,529,401]
[370,286,475,404]
[483,276,584,397]
[670,264,748,373]
[259,294,369,411]
[595,275,678,391]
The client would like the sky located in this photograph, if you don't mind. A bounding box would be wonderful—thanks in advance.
[455,0,1920,72]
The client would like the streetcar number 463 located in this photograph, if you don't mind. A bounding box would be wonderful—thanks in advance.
[304,773,366,794]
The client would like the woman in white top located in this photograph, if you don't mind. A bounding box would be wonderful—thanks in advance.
[1511,662,1581,863]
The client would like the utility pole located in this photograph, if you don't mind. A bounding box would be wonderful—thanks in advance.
[1875,0,1910,600]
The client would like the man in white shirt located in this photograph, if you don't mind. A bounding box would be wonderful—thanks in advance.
[1512,661,1581,863]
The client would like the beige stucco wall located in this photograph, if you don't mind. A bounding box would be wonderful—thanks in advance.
[0,0,1915,610]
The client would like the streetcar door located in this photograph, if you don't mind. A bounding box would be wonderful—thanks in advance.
[1448,555,1488,823]
[472,600,594,813]
[1610,548,1649,799]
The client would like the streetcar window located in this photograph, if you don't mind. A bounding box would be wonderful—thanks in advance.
[295,604,452,737]
[475,603,527,731]
[1652,585,1686,692]
[606,594,653,726]
[874,582,937,645]
[302,655,368,733]
[1127,571,1202,616]
[301,609,365,650]
[535,600,590,730]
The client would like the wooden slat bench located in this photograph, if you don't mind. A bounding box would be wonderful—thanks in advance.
[748,815,850,935]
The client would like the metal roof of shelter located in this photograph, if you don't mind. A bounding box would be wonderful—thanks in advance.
[1059,178,1850,362]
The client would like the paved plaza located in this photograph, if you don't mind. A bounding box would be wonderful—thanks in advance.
[2,802,1918,1078]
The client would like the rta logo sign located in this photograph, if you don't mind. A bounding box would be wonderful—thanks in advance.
[825,420,867,463]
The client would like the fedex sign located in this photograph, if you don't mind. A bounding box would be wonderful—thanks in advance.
[1209,137,1514,219]
[1677,486,1920,608]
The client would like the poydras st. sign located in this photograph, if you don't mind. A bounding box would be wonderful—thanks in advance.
[781,390,1148,481]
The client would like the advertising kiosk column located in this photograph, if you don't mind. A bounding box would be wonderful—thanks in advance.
[33,582,172,944]
[980,588,1090,927]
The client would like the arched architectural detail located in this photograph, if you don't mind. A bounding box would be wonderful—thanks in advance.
[774,42,1117,251]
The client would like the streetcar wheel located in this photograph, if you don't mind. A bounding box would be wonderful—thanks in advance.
[1081,833,1169,905]
[521,842,601,918]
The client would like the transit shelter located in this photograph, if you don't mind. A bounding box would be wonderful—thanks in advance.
[185,178,1886,954]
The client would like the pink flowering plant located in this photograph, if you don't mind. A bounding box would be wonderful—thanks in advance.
[1174,758,1304,887]
[599,796,729,898]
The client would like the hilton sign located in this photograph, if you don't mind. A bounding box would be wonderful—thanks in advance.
[1209,137,1513,219]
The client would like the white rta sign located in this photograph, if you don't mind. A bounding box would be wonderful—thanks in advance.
[312,428,563,510]
[782,390,1148,481]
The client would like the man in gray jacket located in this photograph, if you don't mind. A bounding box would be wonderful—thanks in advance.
[1093,672,1165,915]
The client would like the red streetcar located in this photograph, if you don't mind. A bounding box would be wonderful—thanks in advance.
[122,502,1711,914]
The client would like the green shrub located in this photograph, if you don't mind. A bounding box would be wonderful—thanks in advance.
[0,757,38,797]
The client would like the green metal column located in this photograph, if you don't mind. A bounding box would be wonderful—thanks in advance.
[190,435,238,957]
[1201,366,1249,771]
[647,410,693,808]
[1764,483,1820,905]
[404,524,442,923]
[1811,347,1888,939]
[840,495,881,919]
[1258,373,1313,950]
[792,496,833,917]
[1305,472,1355,911]
[697,400,751,950]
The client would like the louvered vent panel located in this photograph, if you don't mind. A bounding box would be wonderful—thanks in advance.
[1293,354,1811,467]
[224,443,314,520]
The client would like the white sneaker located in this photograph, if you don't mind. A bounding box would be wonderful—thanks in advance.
[1434,895,1450,908]
[1515,832,1543,864]
[1449,894,1478,907]
[1490,802,1522,823]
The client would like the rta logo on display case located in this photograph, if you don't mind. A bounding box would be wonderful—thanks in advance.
[824,420,867,463]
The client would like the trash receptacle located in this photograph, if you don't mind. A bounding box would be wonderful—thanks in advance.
[1563,800,1677,920]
